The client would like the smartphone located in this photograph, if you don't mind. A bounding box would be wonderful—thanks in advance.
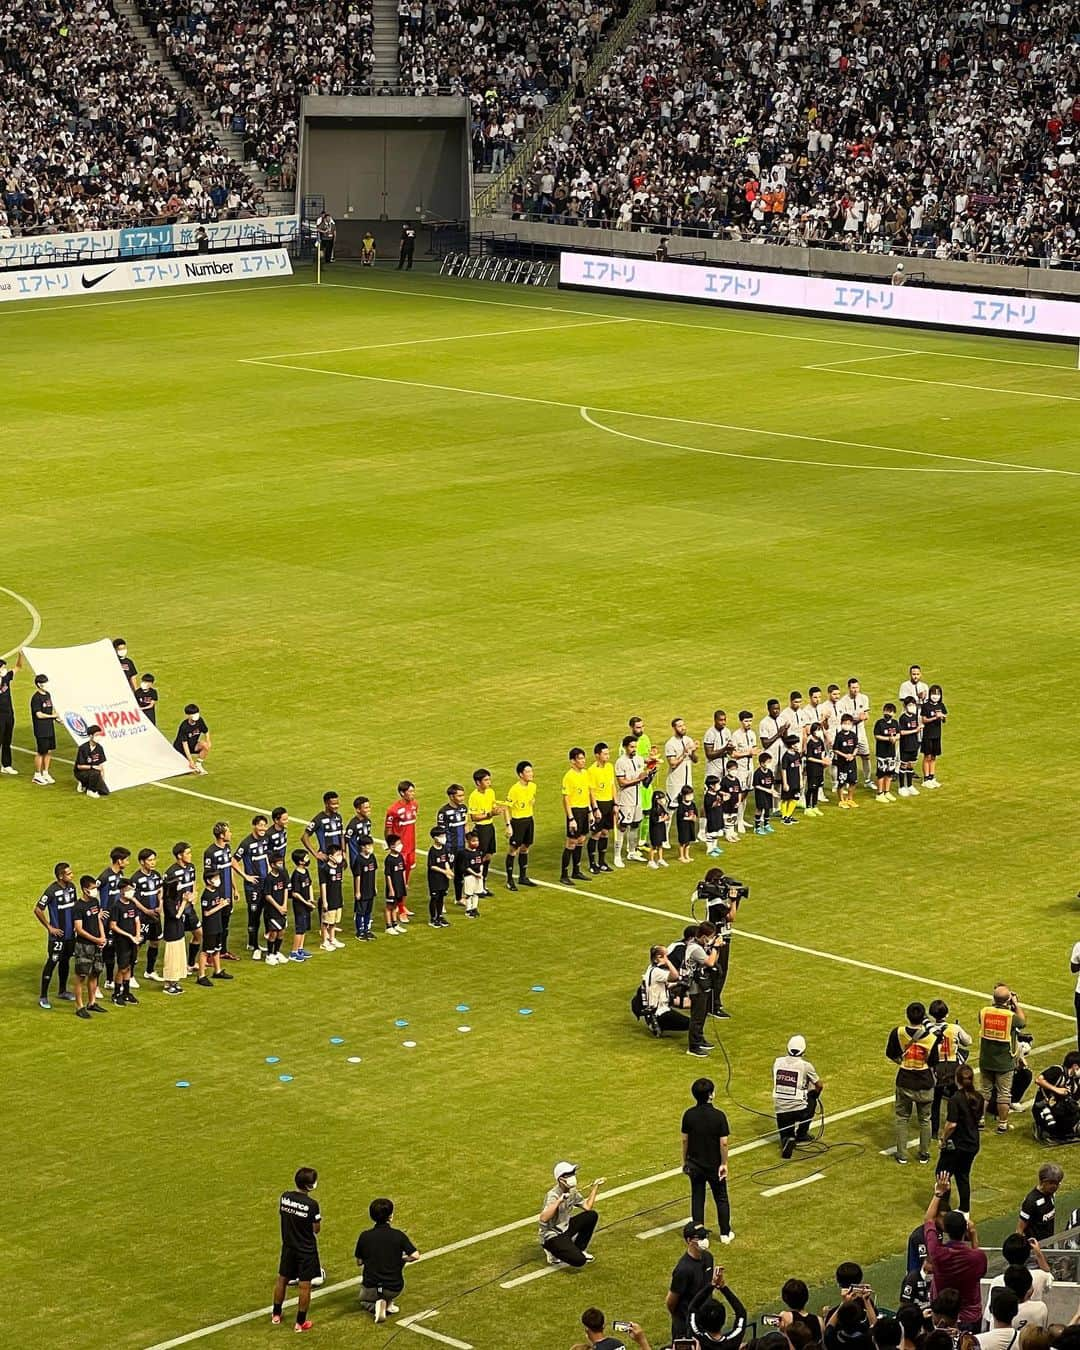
[673,1341,697,1350]
[612,1322,634,1334]
[762,1315,782,1328]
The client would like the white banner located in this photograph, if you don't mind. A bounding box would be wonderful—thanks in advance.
[22,640,191,791]
[0,213,298,269]
[0,247,293,305]
[560,252,1080,339]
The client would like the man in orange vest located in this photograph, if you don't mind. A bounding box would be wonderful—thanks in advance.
[886,1001,941,1164]
[978,985,1026,1134]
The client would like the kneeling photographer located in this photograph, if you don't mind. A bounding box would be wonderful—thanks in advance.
[635,945,691,1037]
[691,868,749,1020]
[1034,1050,1080,1142]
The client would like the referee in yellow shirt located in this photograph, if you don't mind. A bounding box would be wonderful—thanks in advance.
[468,769,501,897]
[504,760,538,891]
[561,748,596,886]
[587,742,616,874]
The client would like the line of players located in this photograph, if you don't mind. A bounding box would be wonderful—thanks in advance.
[33,767,540,1012]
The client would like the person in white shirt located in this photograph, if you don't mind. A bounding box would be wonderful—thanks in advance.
[838,677,872,787]
[664,718,698,805]
[775,691,804,748]
[702,712,733,840]
[759,699,784,781]
[982,1234,1054,1326]
[640,945,690,1033]
[805,688,830,799]
[978,1290,1021,1350]
[730,712,758,832]
[899,665,929,706]
[819,684,844,792]
[772,1034,823,1158]
[614,734,649,868]
[997,1265,1048,1331]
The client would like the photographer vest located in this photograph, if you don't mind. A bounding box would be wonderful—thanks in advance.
[895,1025,937,1088]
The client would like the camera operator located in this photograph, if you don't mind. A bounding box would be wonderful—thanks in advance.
[639,946,690,1036]
[1033,1051,1080,1141]
[692,869,748,1020]
[978,986,1027,1133]
[684,923,722,1057]
[773,1035,824,1157]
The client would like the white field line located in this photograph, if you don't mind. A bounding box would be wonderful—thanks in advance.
[237,316,629,362]
[879,1137,922,1157]
[399,1310,474,1348]
[240,356,1073,477]
[637,1216,692,1240]
[579,406,1035,477]
[17,740,1074,1029]
[0,280,304,317]
[319,279,1075,370]
[0,585,42,657]
[809,351,919,367]
[499,1265,567,1290]
[806,365,1080,403]
[761,1172,825,1198]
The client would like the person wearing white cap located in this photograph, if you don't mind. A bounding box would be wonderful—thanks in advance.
[772,1035,824,1159]
[538,1162,604,1267]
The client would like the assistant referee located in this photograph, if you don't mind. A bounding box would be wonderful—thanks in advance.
[561,748,595,886]
[504,760,537,891]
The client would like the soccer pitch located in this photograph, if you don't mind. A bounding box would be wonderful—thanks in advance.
[2,265,1079,1350]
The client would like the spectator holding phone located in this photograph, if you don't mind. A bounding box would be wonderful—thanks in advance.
[667,1223,715,1342]
[575,1307,651,1349]
[687,1263,747,1349]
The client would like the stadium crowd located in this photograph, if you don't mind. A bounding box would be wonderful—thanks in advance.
[0,0,260,237]
[394,0,630,171]
[142,0,375,188]
[516,0,1080,266]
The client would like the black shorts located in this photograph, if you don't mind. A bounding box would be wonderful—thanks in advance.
[46,935,75,962]
[474,823,497,856]
[202,924,223,955]
[876,755,898,776]
[780,784,800,801]
[921,732,942,756]
[648,819,668,848]
[35,733,56,753]
[264,911,286,933]
[510,817,534,848]
[142,915,162,943]
[182,904,200,933]
[836,761,857,786]
[899,740,920,763]
[568,806,591,838]
[754,790,773,812]
[293,906,311,935]
[73,939,104,978]
[279,1246,321,1284]
[594,800,615,832]
[113,934,137,969]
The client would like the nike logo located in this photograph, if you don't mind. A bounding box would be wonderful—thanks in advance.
[81,269,117,289]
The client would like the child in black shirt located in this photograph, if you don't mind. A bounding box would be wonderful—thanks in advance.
[647,791,670,869]
[779,736,802,824]
[719,761,742,843]
[752,755,778,834]
[897,698,921,796]
[384,836,407,935]
[289,851,315,961]
[426,827,454,928]
[874,703,900,802]
[354,841,378,940]
[804,722,829,815]
[675,785,698,863]
[703,776,725,857]
[833,716,860,809]
[920,684,947,788]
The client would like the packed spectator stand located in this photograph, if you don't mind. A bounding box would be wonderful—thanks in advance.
[0,0,260,238]
[141,0,375,191]
[515,0,1080,267]
[396,0,631,173]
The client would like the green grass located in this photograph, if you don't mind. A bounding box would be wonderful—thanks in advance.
[2,264,1079,1350]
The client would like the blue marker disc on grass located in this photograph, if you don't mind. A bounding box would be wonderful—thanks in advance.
[175,1081,190,1088]
[394,1019,409,1028]
[518,1008,533,1016]
[279,1074,293,1083]
[265,1056,280,1065]
[330,1037,344,1045]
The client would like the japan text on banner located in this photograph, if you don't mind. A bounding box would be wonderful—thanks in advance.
[22,640,191,791]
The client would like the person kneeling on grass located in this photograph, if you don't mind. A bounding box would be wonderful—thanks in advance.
[355,1196,419,1325]
[174,702,211,774]
[539,1162,604,1267]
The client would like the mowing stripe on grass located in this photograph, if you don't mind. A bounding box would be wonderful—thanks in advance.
[0,280,307,318]
[808,365,1080,403]
[243,358,1074,477]
[238,316,630,362]
[637,1216,693,1240]
[319,280,1075,370]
